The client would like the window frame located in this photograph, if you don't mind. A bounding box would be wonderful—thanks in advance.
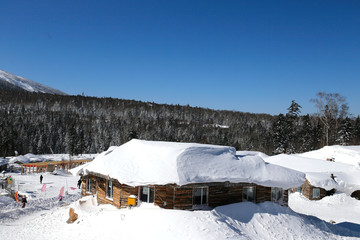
[242,186,256,203]
[313,188,320,199]
[192,186,209,207]
[106,180,113,199]
[271,187,284,203]
[86,178,92,193]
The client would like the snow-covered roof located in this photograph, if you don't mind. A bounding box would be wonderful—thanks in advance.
[265,154,360,194]
[74,139,305,189]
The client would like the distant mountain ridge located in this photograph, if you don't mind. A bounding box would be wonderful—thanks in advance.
[0,69,67,95]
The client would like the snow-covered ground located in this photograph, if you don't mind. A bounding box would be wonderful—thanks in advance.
[298,145,360,166]
[290,192,360,226]
[0,171,81,224]
[1,146,360,239]
[8,153,97,164]
[1,172,360,239]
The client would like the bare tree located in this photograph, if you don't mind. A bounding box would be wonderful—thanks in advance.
[311,92,349,146]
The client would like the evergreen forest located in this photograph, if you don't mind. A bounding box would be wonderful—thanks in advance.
[1,85,360,158]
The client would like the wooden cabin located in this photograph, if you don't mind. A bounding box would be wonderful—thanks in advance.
[81,172,289,209]
[75,139,304,210]
[291,179,335,200]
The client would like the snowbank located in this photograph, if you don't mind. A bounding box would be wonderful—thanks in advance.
[8,153,44,164]
[265,154,360,193]
[76,139,305,189]
[2,196,359,240]
[236,150,269,159]
[299,145,360,166]
[290,192,360,225]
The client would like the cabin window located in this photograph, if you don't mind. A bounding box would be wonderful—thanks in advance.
[271,187,284,203]
[106,180,113,199]
[193,187,208,206]
[297,187,302,193]
[86,179,92,193]
[313,188,320,199]
[243,186,256,202]
[139,186,154,203]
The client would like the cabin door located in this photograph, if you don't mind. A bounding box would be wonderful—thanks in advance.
[139,186,154,203]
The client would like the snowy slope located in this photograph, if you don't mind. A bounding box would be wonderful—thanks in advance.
[0,69,67,95]
[74,139,305,189]
[299,145,360,166]
[265,154,360,193]
[290,192,360,225]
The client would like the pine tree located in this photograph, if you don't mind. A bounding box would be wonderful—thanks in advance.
[65,124,77,155]
[337,117,353,145]
[285,100,301,153]
[299,115,314,152]
[272,114,287,154]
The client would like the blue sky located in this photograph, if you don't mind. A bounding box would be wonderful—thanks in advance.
[1,0,360,115]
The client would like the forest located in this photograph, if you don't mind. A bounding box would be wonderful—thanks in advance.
[0,85,359,158]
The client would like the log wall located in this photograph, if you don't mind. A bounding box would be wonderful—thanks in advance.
[83,174,289,210]
[291,179,327,200]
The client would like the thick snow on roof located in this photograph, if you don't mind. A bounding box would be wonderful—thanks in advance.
[298,145,360,166]
[236,150,269,159]
[265,154,360,193]
[78,139,304,189]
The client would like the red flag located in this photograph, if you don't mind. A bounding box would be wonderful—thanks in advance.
[59,186,65,197]
[41,184,46,192]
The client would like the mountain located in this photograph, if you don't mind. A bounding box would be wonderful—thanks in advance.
[0,70,67,95]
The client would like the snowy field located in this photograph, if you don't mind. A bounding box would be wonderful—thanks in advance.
[1,172,360,240]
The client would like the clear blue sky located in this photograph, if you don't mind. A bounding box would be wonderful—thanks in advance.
[1,0,360,115]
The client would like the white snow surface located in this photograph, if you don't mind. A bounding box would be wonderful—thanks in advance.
[75,139,305,189]
[1,165,360,239]
[290,192,360,225]
[299,145,360,166]
[0,69,67,95]
[8,153,97,164]
[236,150,269,159]
[265,154,360,193]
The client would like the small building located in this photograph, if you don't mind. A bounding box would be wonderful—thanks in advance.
[265,154,360,200]
[73,139,305,210]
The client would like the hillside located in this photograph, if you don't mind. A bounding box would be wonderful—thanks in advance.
[0,71,359,157]
[0,70,67,95]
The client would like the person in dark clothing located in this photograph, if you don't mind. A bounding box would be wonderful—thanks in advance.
[22,196,27,208]
[77,179,82,189]
[40,174,43,184]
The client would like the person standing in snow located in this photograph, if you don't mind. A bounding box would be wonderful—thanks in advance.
[40,174,43,184]
[77,179,82,189]
[21,195,27,208]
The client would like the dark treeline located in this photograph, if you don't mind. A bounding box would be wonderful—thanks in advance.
[1,87,360,157]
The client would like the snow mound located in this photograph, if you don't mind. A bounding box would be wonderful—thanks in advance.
[52,169,70,176]
[299,145,360,166]
[73,195,99,214]
[9,153,45,164]
[265,154,360,193]
[236,150,269,159]
[290,192,360,225]
[77,139,305,189]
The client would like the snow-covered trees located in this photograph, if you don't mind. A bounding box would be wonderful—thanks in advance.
[0,87,359,157]
[311,92,349,146]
